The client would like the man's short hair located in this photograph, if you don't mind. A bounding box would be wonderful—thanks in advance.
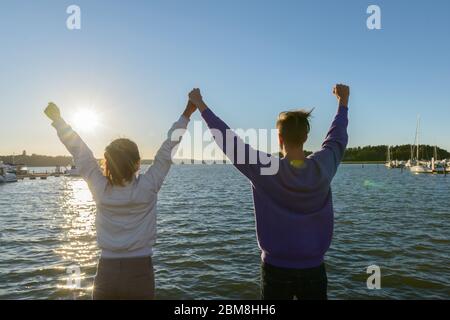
[276,109,313,146]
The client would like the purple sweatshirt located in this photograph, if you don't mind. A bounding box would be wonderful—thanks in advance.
[201,106,348,269]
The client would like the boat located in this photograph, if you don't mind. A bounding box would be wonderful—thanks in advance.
[430,147,447,174]
[0,161,18,183]
[408,116,431,174]
[3,163,28,176]
[433,164,447,174]
[410,164,433,174]
[385,146,392,168]
[408,131,447,174]
[385,146,405,169]
[405,159,412,168]
[411,158,447,174]
[15,164,28,175]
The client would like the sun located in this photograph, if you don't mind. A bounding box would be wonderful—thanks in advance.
[73,109,100,132]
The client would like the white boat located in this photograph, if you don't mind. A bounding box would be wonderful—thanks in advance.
[4,172,18,182]
[385,146,405,168]
[385,146,392,168]
[13,164,28,175]
[431,148,447,174]
[408,116,431,174]
[409,146,448,174]
[410,164,433,174]
[0,162,18,183]
[405,159,412,168]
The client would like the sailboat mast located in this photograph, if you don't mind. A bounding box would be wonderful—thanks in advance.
[416,116,420,161]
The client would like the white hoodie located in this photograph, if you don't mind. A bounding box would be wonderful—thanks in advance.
[52,116,189,258]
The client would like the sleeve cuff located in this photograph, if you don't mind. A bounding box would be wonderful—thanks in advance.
[51,118,69,131]
[178,115,190,127]
[338,105,349,115]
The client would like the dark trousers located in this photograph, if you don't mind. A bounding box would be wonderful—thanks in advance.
[261,262,328,300]
[93,256,155,300]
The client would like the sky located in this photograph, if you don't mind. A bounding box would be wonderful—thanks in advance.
[0,0,449,159]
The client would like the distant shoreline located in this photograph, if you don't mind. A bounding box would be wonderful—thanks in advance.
[21,161,386,168]
[341,161,385,164]
[3,143,449,167]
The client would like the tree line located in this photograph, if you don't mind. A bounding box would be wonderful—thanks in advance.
[0,154,73,167]
[342,145,450,162]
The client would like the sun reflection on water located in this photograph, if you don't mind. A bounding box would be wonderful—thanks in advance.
[55,178,99,298]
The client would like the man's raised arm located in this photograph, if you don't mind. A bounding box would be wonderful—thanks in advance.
[309,84,350,180]
[188,88,277,181]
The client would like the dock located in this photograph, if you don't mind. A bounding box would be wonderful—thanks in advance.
[17,173,64,180]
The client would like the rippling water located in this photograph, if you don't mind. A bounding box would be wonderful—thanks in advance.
[0,164,449,299]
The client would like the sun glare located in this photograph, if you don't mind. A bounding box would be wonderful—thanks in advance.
[73,109,100,132]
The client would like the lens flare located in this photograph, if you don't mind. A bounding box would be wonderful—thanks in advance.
[73,109,99,132]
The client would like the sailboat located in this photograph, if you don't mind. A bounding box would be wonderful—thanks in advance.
[410,164,433,174]
[408,119,447,174]
[385,146,405,169]
[409,116,433,174]
[385,146,392,168]
[431,146,447,174]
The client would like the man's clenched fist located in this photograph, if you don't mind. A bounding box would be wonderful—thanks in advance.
[333,84,350,106]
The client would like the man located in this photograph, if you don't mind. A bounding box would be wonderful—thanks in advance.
[188,84,349,300]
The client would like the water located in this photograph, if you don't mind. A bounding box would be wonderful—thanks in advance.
[0,164,449,299]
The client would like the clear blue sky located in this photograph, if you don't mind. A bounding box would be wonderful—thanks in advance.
[1,0,449,158]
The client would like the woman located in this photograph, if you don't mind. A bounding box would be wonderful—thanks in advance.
[44,100,196,299]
